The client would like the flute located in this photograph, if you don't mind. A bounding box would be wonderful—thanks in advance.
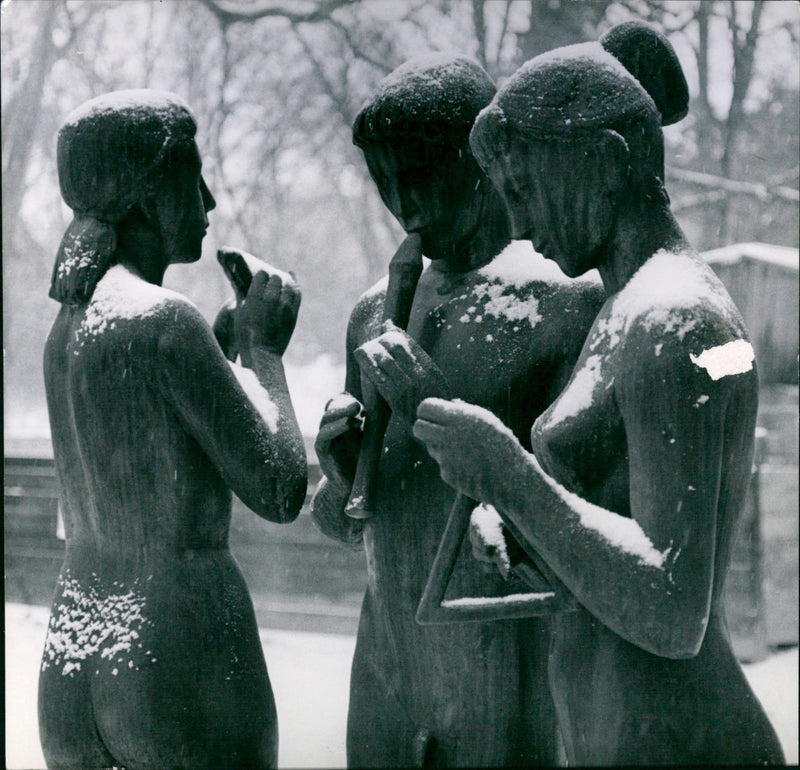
[345,233,423,519]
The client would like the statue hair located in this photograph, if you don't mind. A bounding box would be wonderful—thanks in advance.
[470,22,688,205]
[50,90,197,305]
[353,53,496,153]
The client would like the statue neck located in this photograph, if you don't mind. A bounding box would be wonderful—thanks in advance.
[433,184,511,274]
[114,209,167,286]
[598,198,688,295]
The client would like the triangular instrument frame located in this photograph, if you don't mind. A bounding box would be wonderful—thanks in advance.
[416,494,578,625]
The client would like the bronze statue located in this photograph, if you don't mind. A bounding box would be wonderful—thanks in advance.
[413,23,785,765]
[311,54,605,767]
[40,90,306,769]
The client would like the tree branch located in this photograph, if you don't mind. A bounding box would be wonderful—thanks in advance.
[668,167,799,204]
[195,0,352,26]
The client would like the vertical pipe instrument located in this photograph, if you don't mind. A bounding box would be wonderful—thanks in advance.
[346,233,423,519]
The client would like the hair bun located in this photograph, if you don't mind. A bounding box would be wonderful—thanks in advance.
[600,21,689,126]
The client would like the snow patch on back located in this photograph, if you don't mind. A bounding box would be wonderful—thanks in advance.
[78,265,191,341]
[41,571,153,677]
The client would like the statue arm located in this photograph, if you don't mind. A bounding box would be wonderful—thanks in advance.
[415,321,754,659]
[156,300,307,523]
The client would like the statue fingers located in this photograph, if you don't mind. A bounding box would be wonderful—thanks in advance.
[412,417,446,454]
[416,397,457,425]
[279,280,301,314]
[316,415,357,446]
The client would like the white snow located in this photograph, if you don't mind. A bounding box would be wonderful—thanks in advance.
[459,241,602,329]
[544,354,604,427]
[379,52,478,89]
[6,601,796,767]
[41,572,152,678]
[359,328,414,364]
[325,393,360,413]
[227,361,279,434]
[531,41,637,82]
[529,454,669,569]
[438,398,518,436]
[470,503,511,573]
[360,274,389,300]
[441,592,555,608]
[63,89,191,127]
[220,246,298,290]
[593,249,736,352]
[79,264,190,341]
[478,240,601,286]
[690,339,755,381]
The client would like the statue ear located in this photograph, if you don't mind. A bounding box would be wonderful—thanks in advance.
[597,129,629,199]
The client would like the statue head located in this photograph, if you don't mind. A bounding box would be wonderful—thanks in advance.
[50,89,214,304]
[353,54,508,263]
[470,22,688,276]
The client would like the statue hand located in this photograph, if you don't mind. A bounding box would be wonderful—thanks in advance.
[235,270,301,356]
[212,301,238,361]
[315,393,364,491]
[413,398,525,505]
[353,321,451,426]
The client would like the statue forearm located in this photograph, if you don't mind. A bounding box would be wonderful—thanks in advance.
[494,454,707,659]
[240,344,307,520]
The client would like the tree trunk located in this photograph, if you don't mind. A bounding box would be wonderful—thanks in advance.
[2,0,60,256]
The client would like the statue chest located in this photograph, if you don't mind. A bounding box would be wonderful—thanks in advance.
[403,272,561,427]
[531,318,630,512]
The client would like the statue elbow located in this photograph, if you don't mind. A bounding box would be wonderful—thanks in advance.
[249,468,307,523]
[641,611,707,660]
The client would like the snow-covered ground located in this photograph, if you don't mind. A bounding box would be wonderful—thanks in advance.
[6,602,798,768]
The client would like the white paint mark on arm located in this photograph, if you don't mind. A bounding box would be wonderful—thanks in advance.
[689,339,755,381]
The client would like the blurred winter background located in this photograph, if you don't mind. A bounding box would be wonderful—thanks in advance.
[3,1,798,767]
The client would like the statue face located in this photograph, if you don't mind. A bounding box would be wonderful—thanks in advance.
[486,135,618,277]
[150,142,216,264]
[363,142,481,262]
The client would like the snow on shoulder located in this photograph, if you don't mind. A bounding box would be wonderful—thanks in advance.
[468,241,599,330]
[63,89,191,127]
[594,248,739,351]
[78,264,191,341]
[360,274,389,301]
